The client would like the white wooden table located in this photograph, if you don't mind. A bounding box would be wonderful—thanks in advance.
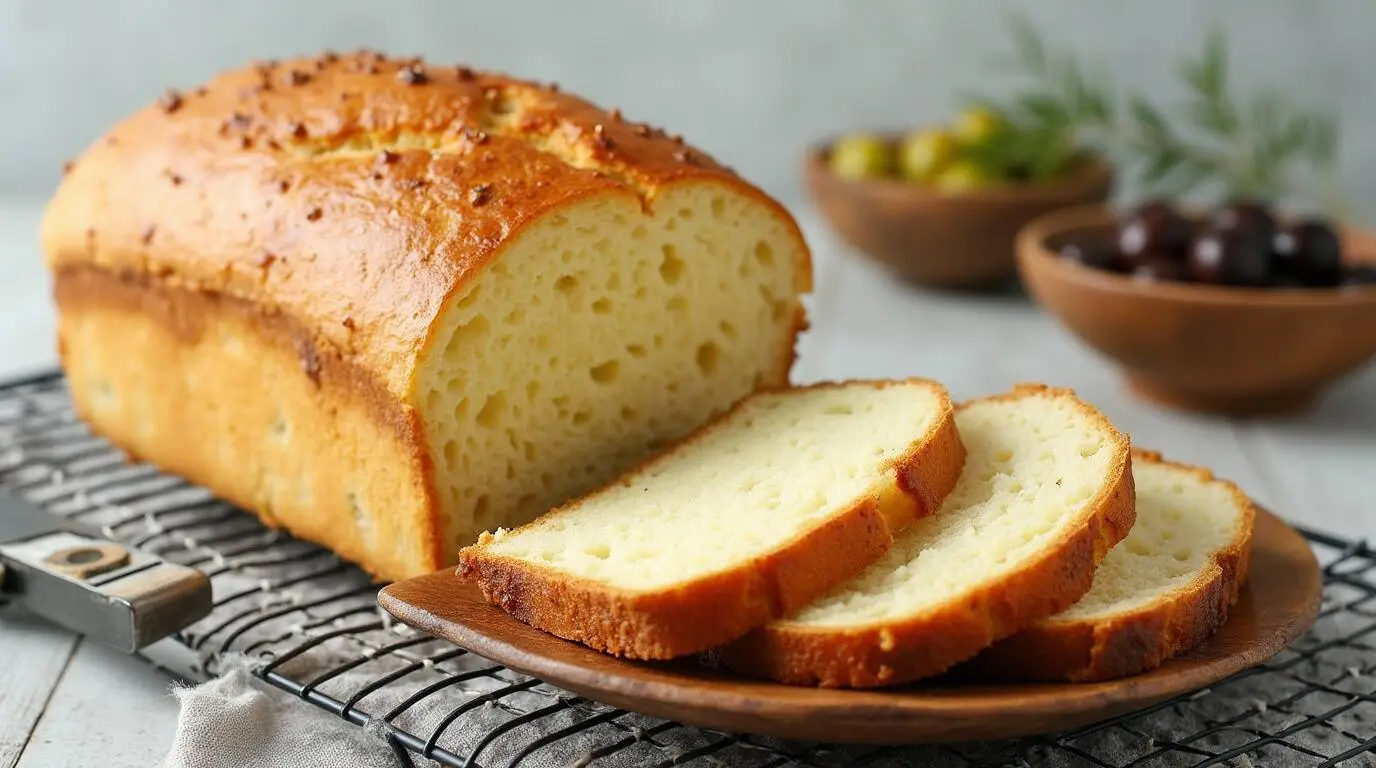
[0,197,1372,767]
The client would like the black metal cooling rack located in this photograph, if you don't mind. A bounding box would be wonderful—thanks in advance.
[2,370,1374,767]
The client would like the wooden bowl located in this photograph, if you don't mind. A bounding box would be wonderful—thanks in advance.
[1017,204,1376,416]
[805,135,1115,288]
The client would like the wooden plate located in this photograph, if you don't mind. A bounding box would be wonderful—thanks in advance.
[378,508,1320,744]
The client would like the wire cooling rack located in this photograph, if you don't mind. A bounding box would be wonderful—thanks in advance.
[1,371,1374,767]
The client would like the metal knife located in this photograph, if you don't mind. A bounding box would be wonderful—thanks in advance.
[0,490,212,652]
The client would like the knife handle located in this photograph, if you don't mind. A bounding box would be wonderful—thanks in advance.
[0,490,212,652]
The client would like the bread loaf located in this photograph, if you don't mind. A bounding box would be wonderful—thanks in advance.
[968,450,1254,682]
[722,385,1135,687]
[460,379,965,659]
[41,52,812,580]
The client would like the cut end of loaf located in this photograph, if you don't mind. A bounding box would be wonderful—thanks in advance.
[418,182,808,564]
[459,378,964,659]
[724,385,1135,687]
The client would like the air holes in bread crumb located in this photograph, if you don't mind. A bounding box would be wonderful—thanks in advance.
[572,411,591,425]
[445,316,490,354]
[719,320,738,340]
[710,197,726,218]
[590,360,620,383]
[584,543,611,559]
[555,275,578,294]
[696,342,719,375]
[592,297,612,314]
[476,393,505,428]
[754,240,775,267]
[456,286,481,309]
[824,404,853,416]
[659,244,684,285]
[668,296,687,312]
[626,344,647,358]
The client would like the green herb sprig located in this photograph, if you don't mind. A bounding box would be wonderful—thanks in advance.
[967,14,1351,218]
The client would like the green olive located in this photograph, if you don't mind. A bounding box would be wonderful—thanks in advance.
[954,107,1003,144]
[828,133,893,180]
[934,160,996,193]
[898,129,960,182]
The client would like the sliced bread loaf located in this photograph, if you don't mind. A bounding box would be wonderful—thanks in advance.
[720,384,1135,687]
[459,379,966,660]
[967,450,1254,682]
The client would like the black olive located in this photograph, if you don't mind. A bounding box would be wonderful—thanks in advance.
[1274,219,1344,287]
[1188,225,1272,286]
[1117,200,1193,265]
[1212,200,1279,248]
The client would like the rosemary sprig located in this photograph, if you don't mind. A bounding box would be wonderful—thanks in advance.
[969,14,1352,218]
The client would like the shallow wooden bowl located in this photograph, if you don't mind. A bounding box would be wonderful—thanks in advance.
[805,135,1114,289]
[1017,205,1376,416]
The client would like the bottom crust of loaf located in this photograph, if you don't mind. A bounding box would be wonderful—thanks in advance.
[962,451,1255,683]
[54,266,441,581]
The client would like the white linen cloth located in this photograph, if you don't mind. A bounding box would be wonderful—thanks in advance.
[158,664,405,768]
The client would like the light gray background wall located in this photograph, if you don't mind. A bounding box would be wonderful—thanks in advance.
[2,0,1374,214]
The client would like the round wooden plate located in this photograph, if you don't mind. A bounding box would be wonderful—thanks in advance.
[378,508,1321,744]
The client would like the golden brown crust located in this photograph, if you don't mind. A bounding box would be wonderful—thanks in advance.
[42,50,811,402]
[720,383,1137,688]
[964,450,1256,682]
[458,379,966,660]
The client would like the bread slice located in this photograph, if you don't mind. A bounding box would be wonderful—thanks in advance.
[458,379,966,660]
[966,450,1255,682]
[720,384,1135,688]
